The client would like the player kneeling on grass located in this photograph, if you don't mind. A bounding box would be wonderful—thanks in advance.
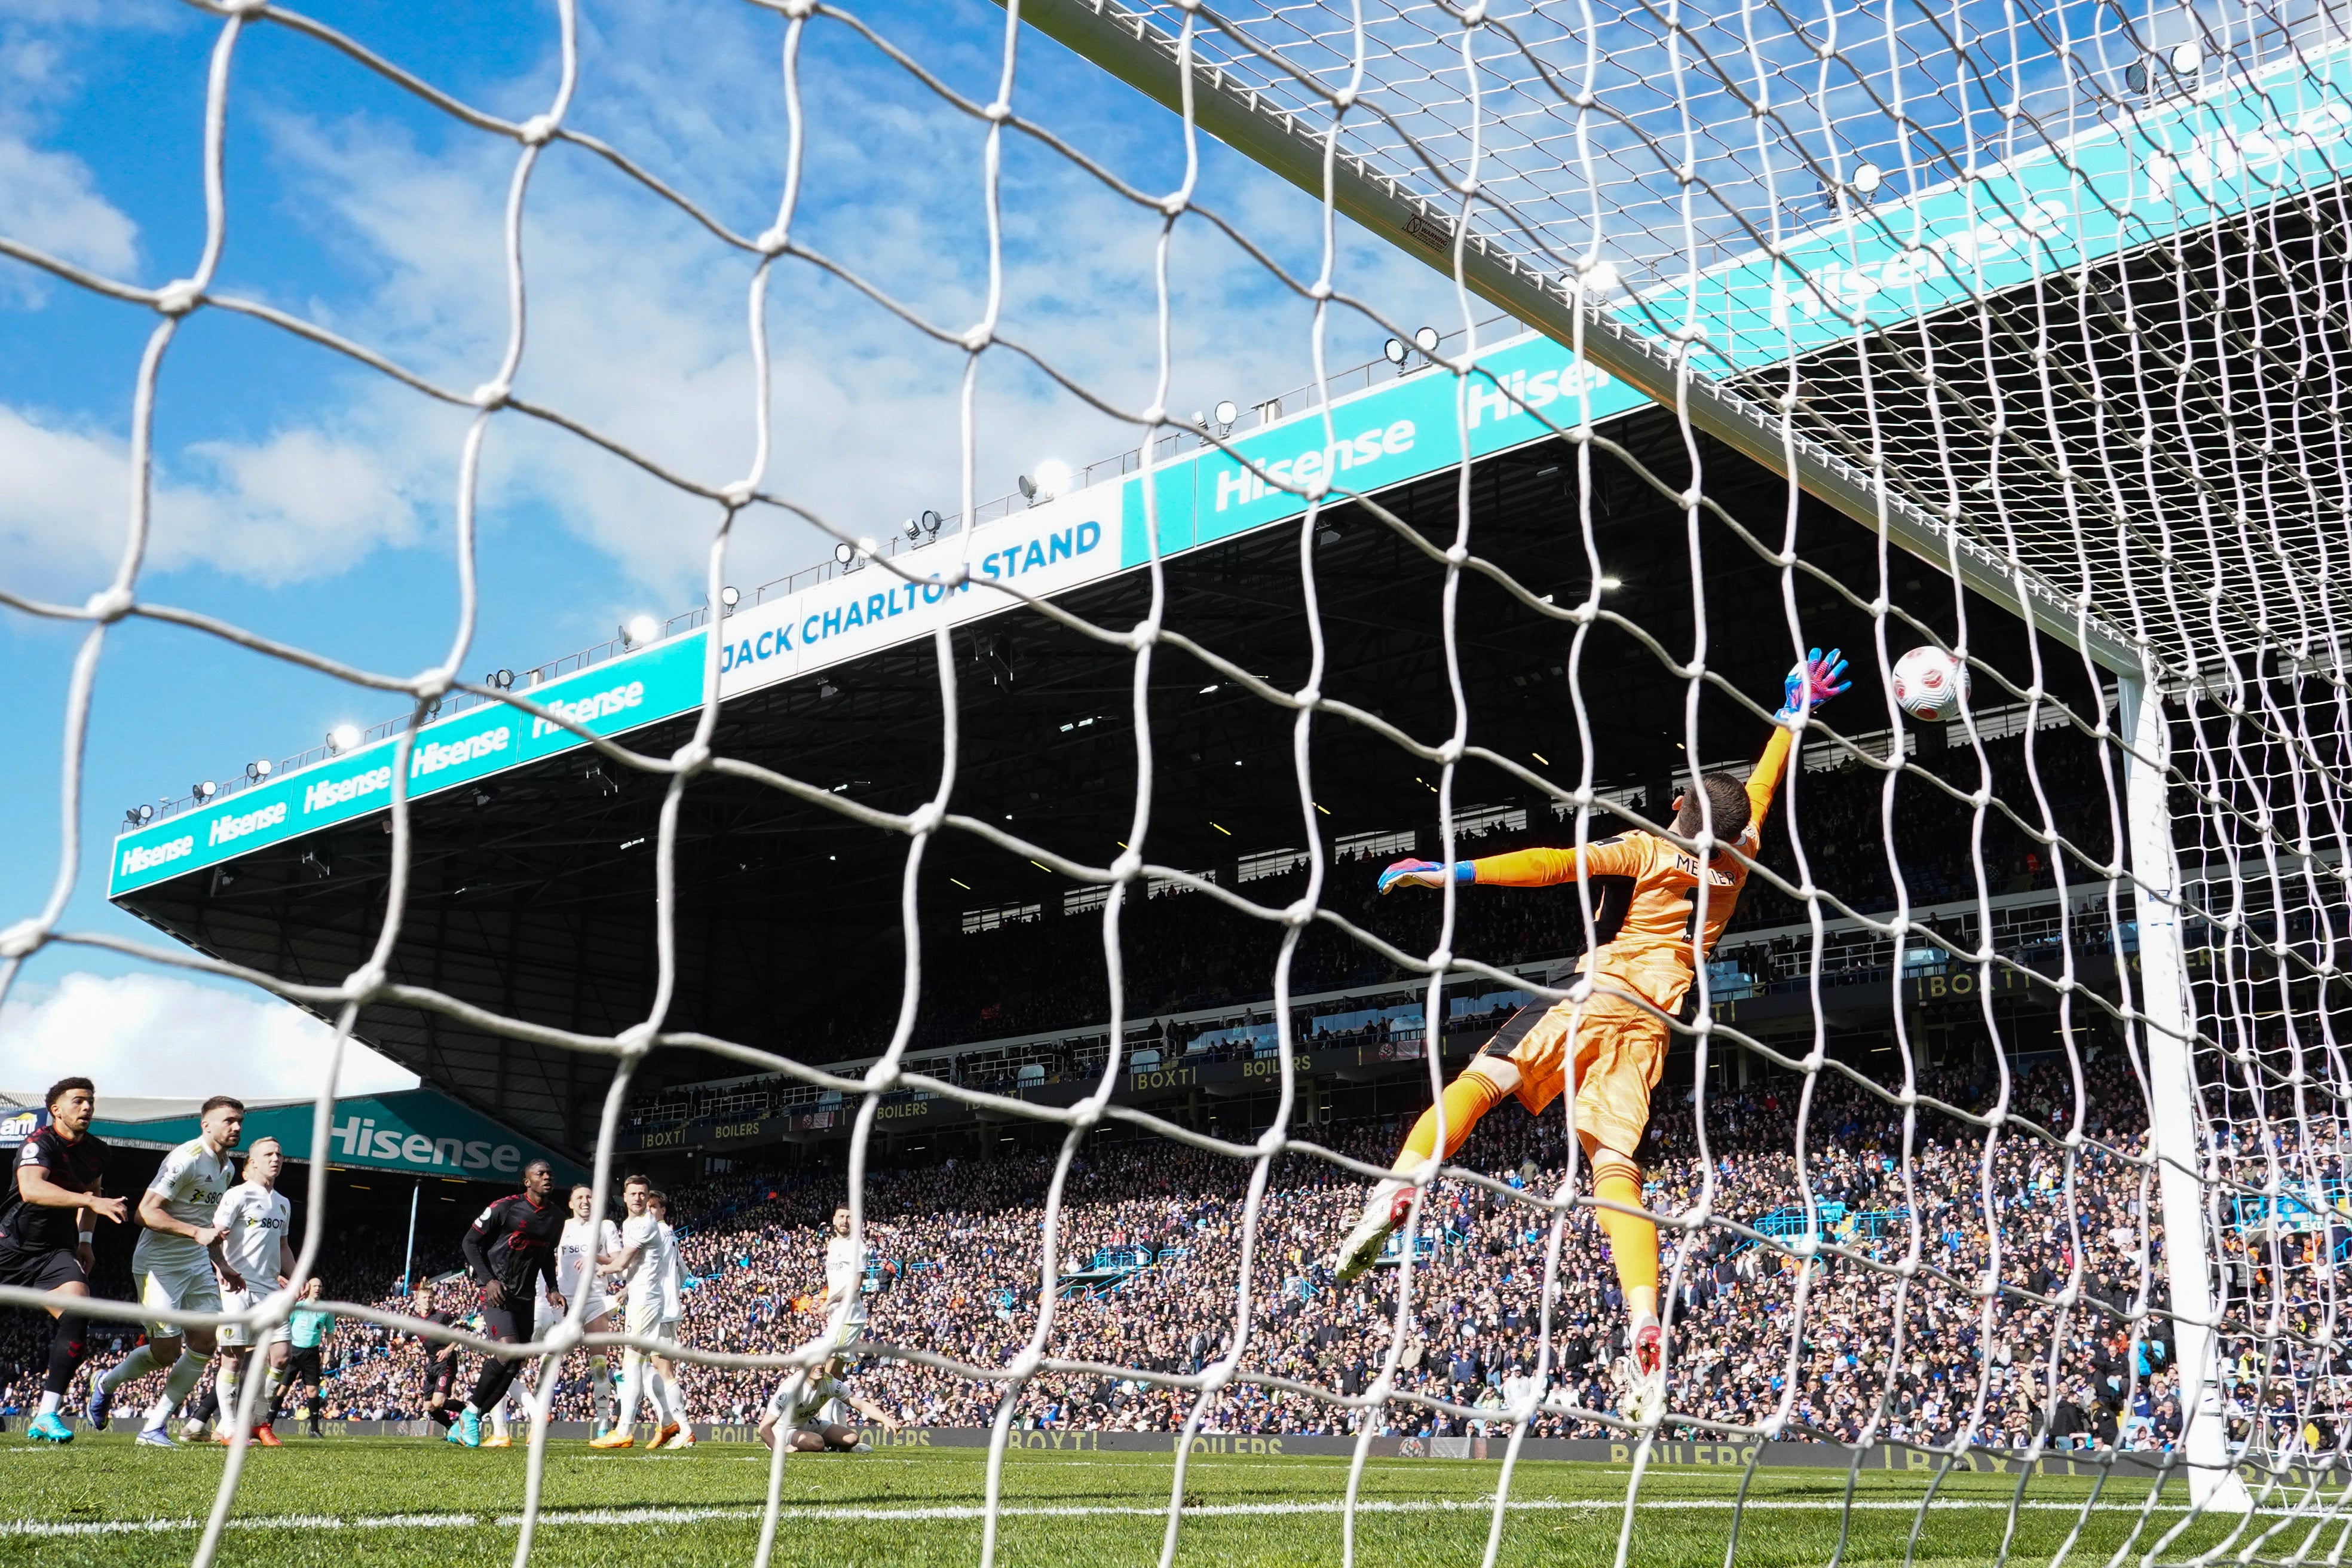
[88,1095,245,1447]
[210,1136,295,1447]
[757,1353,898,1453]
[1333,648,1848,1424]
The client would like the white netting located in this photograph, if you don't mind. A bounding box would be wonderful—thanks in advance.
[5,0,2352,1560]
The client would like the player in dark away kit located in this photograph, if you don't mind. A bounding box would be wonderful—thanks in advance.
[446,1159,565,1447]
[0,1078,130,1443]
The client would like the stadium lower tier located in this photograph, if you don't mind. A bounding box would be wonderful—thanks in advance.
[11,1054,2326,1457]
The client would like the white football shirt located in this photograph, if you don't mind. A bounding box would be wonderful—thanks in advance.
[212,1181,290,1285]
[553,1216,621,1306]
[134,1138,237,1272]
[779,1372,845,1426]
[825,1233,869,1328]
[657,1220,684,1321]
[620,1212,664,1306]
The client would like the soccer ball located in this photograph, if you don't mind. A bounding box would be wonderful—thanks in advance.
[1891,647,1968,721]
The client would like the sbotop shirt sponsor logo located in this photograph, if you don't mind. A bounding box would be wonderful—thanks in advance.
[208,799,287,847]
[120,835,195,877]
[304,764,393,814]
[410,722,511,777]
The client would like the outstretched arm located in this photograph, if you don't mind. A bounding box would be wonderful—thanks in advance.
[1378,836,1644,894]
[1748,647,1850,834]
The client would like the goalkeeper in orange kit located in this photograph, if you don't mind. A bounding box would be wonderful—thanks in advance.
[1331,648,1849,1422]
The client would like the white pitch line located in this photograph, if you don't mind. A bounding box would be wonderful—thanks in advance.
[2,1494,2332,1539]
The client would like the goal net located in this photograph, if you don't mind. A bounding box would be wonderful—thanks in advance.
[7,0,2352,1558]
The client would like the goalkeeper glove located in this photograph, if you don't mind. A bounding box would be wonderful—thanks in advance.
[1377,858,1475,894]
[1775,646,1851,722]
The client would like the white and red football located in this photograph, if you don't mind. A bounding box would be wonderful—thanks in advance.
[1891,646,1969,722]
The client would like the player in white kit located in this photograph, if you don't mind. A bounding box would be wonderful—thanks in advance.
[590,1175,684,1450]
[645,1189,693,1449]
[211,1136,293,1446]
[510,1184,621,1441]
[820,1205,871,1355]
[88,1096,245,1447]
[758,1352,897,1452]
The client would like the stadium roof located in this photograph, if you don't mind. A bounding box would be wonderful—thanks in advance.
[106,370,2111,1153]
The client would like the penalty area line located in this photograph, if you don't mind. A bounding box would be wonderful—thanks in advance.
[0,1495,2302,1538]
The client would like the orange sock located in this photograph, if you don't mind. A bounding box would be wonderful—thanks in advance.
[1591,1152,1659,1308]
[1391,1071,1509,1172]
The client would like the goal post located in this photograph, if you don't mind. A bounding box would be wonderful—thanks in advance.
[2119,670,2252,1514]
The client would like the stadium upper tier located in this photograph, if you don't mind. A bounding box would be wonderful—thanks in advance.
[104,30,2352,1152]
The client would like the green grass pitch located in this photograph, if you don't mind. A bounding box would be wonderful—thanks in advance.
[0,1434,2267,1567]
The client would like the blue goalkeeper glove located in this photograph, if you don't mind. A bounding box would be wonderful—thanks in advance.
[1775,646,1851,722]
[1377,858,1475,894]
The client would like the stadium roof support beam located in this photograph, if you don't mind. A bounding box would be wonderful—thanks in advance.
[1007,0,2143,679]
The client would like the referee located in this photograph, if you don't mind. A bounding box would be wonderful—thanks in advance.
[271,1278,333,1437]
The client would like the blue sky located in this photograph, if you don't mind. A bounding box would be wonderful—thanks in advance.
[0,0,1462,1100]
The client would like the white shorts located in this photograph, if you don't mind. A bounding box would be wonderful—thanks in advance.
[216,1287,290,1349]
[624,1294,666,1343]
[535,1297,616,1338]
[826,1312,867,1357]
[136,1254,222,1339]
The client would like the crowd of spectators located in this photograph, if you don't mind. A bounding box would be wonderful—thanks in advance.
[38,1042,2341,1465]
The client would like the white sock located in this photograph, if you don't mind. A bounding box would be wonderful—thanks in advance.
[616,1359,645,1432]
[218,1359,241,1425]
[36,1392,60,1418]
[659,1372,687,1426]
[590,1356,613,1423]
[99,1343,162,1395]
[491,1400,510,1438]
[646,1370,673,1425]
[256,1363,280,1422]
[149,1349,210,1424]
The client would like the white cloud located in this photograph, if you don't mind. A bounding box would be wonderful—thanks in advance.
[0,402,433,596]
[0,970,419,1102]
[0,133,136,291]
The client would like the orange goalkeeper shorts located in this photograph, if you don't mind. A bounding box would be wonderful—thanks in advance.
[1483,983,1670,1157]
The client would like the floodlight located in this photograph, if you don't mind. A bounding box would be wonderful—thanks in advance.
[920,509,942,536]
[1032,458,1072,500]
[720,586,740,610]
[834,541,856,565]
[1213,400,1238,430]
[1851,161,1884,195]
[193,780,218,801]
[2170,40,2203,71]
[489,668,514,690]
[329,723,362,753]
[1413,326,1440,353]
[125,804,155,826]
[624,614,660,646]
[1016,474,1038,502]
[1598,575,1624,590]
[1382,337,1407,366]
[244,759,272,783]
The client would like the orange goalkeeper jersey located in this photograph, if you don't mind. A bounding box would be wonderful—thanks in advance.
[1468,727,1795,1014]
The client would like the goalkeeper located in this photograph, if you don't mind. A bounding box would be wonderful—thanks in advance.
[1331,648,1848,1420]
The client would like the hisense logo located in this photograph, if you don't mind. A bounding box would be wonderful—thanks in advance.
[305,765,393,814]
[121,835,195,877]
[208,800,286,846]
[409,724,510,777]
[529,678,645,740]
